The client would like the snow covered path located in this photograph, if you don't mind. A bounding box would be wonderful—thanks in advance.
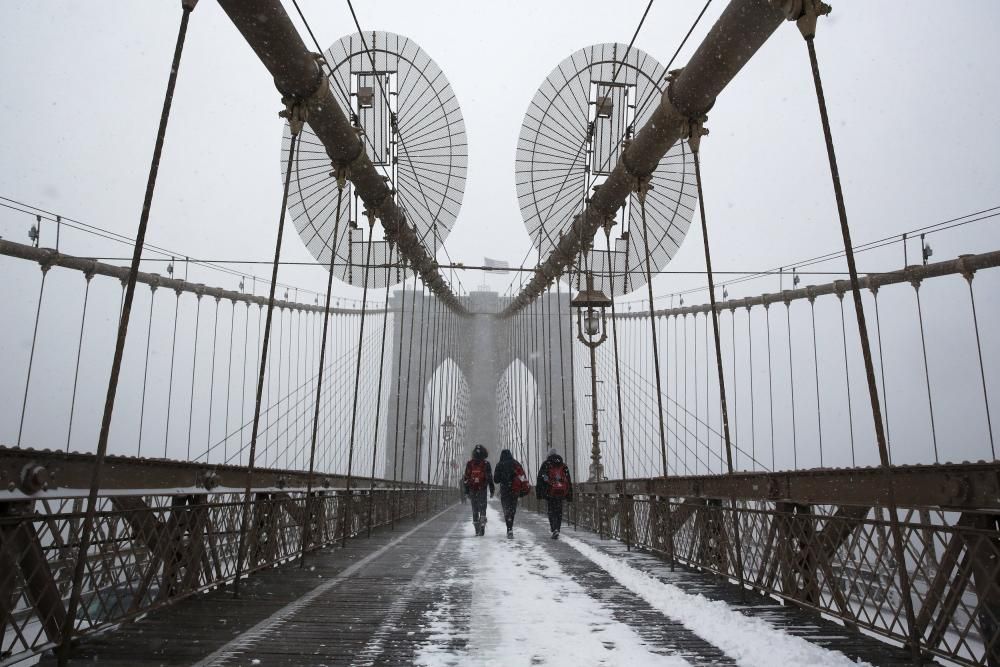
[56,501,914,666]
[412,501,870,667]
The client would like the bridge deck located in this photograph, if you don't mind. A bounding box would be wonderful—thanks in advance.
[52,502,921,666]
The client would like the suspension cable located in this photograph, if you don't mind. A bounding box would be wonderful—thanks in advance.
[343,211,378,546]
[60,2,198,659]
[66,273,93,452]
[635,180,675,568]
[689,128,746,597]
[16,265,49,447]
[233,104,303,596]
[301,185,344,562]
[796,6,919,655]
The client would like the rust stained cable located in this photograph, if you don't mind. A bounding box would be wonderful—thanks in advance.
[60,2,197,659]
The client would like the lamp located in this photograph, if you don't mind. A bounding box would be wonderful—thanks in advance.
[570,271,612,481]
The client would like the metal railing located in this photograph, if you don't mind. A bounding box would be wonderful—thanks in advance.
[568,467,1000,667]
[0,459,454,665]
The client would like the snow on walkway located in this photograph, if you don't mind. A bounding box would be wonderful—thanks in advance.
[558,527,872,667]
[415,501,690,667]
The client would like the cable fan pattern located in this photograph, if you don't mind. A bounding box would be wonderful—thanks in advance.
[515,43,696,297]
[282,31,467,288]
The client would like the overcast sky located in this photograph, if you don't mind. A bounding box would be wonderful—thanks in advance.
[1,1,999,469]
[2,0,999,302]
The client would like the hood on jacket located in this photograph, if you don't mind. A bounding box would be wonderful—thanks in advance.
[499,449,513,463]
[472,444,488,460]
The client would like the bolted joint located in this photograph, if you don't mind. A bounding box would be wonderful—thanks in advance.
[329,164,350,190]
[20,463,50,495]
[773,0,832,40]
[687,115,710,154]
[633,174,653,205]
[278,97,309,136]
[181,0,199,11]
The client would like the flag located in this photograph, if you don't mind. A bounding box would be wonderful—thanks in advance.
[483,257,510,274]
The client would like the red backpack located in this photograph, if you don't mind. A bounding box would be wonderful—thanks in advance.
[511,462,532,498]
[466,460,488,492]
[547,462,569,498]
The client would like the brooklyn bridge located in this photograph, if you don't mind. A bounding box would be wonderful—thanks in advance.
[1,0,998,665]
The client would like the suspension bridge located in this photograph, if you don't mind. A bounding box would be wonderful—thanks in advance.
[1,0,998,665]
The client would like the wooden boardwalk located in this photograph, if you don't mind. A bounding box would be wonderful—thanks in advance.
[50,501,924,666]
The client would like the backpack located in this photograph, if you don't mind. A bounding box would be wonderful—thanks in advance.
[547,462,569,498]
[466,460,488,492]
[511,462,532,498]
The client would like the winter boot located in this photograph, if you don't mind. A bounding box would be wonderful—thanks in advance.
[506,529,514,539]
[551,529,559,539]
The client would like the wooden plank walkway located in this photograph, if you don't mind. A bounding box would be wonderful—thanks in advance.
[49,501,927,666]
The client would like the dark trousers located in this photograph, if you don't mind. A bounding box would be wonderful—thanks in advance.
[500,490,518,530]
[470,489,487,525]
[546,497,564,532]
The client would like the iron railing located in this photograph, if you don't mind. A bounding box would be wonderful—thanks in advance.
[0,456,454,665]
[564,468,1000,667]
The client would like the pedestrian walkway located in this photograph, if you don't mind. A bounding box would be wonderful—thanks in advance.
[53,501,919,666]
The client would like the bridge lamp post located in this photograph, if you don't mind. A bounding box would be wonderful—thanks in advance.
[441,415,456,485]
[572,272,612,482]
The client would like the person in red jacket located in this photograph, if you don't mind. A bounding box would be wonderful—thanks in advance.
[536,447,573,539]
[462,444,495,536]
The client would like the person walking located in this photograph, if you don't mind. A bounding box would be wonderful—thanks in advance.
[536,447,573,539]
[462,444,494,536]
[492,448,531,538]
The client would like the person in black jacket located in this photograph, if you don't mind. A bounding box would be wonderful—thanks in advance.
[462,444,494,536]
[536,447,573,539]
[492,449,523,538]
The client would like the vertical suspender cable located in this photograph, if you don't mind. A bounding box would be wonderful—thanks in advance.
[223,299,236,462]
[689,134,746,598]
[603,228,630,550]
[808,295,823,466]
[16,265,49,447]
[187,294,203,460]
[837,292,856,466]
[233,108,302,597]
[962,269,995,458]
[343,215,377,546]
[66,273,93,453]
[764,305,776,470]
[799,9,919,656]
[556,276,569,456]
[635,180,675,568]
[300,185,343,563]
[389,261,410,528]
[163,288,181,457]
[137,284,158,456]
[60,2,197,659]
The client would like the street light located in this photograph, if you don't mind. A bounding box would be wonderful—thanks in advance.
[441,415,456,486]
[571,271,612,481]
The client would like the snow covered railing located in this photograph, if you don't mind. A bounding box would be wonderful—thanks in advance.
[568,470,1000,667]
